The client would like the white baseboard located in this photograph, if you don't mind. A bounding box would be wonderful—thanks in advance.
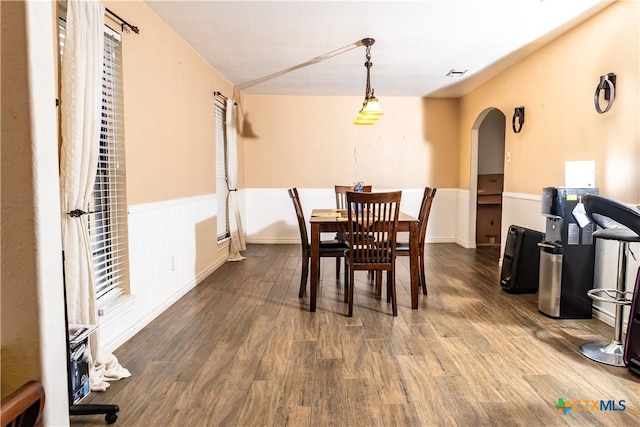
[246,237,300,244]
[592,304,627,332]
[455,238,476,249]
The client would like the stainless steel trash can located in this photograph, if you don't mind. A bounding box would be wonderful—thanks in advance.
[538,243,563,317]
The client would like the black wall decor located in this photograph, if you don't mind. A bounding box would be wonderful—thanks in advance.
[512,106,525,133]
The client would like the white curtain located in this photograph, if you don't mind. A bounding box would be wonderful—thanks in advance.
[226,99,246,261]
[60,0,130,391]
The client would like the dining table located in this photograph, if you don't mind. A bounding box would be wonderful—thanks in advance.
[309,208,421,312]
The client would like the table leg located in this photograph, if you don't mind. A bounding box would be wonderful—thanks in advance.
[310,222,320,312]
[409,221,419,309]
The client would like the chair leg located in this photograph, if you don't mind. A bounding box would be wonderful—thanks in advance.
[389,269,397,316]
[376,271,383,298]
[336,257,341,279]
[419,252,427,295]
[386,270,391,303]
[348,268,355,317]
[344,260,349,303]
[299,255,309,298]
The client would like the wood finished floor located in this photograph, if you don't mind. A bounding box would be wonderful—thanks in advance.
[71,243,640,426]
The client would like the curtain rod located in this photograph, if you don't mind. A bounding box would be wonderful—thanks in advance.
[214,91,236,105]
[106,8,140,34]
[213,91,228,101]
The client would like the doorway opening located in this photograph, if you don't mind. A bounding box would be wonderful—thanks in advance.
[469,108,506,247]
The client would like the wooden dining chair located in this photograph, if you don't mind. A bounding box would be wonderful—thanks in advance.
[1,380,45,427]
[288,188,349,298]
[334,184,372,278]
[334,184,372,210]
[396,187,437,295]
[344,191,402,317]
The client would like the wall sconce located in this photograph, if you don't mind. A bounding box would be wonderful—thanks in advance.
[512,106,525,133]
[594,73,616,114]
[354,38,383,125]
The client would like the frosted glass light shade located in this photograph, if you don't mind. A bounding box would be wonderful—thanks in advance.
[353,115,377,125]
[360,97,384,116]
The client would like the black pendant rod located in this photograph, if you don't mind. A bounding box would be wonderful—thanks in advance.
[106,8,140,34]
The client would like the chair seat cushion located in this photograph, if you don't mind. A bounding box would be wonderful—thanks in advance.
[593,227,640,243]
[396,242,410,252]
[317,241,350,256]
[320,239,350,248]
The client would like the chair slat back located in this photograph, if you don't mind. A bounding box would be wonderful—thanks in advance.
[417,187,437,245]
[346,191,401,266]
[335,185,372,210]
[288,188,309,246]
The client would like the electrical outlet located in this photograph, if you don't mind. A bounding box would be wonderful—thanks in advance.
[171,256,175,271]
[506,151,512,163]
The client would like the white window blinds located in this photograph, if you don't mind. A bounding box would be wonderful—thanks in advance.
[215,100,230,241]
[87,26,130,304]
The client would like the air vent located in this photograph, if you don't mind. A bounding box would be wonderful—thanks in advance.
[446,68,468,77]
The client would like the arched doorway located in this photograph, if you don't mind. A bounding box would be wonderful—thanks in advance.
[469,108,506,247]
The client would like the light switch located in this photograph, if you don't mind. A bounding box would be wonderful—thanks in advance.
[506,152,512,163]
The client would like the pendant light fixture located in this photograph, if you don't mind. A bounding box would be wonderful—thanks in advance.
[354,38,383,125]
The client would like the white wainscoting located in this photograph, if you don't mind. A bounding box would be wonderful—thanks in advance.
[99,194,228,351]
[456,189,474,248]
[243,187,460,245]
[502,192,547,233]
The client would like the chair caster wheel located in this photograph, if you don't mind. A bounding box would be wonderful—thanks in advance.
[105,413,118,424]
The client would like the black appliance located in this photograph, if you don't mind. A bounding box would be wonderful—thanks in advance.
[625,267,640,375]
[537,187,598,318]
[500,225,545,293]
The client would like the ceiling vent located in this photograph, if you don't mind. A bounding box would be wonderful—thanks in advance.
[446,68,468,77]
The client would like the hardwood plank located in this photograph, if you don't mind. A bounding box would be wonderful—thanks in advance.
[343,378,384,426]
[273,406,311,427]
[315,313,343,360]
[236,314,276,361]
[480,402,561,427]
[340,325,371,379]
[379,403,422,427]
[254,312,296,382]
[433,375,492,426]
[236,380,281,427]
[202,358,261,426]
[365,339,409,405]
[279,340,316,408]
[310,359,347,426]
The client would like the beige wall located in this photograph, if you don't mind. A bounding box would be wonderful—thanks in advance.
[1,0,43,398]
[103,1,236,274]
[458,0,639,201]
[2,1,70,424]
[239,95,460,189]
[104,0,235,206]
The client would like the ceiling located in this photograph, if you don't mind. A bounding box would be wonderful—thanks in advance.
[143,0,614,98]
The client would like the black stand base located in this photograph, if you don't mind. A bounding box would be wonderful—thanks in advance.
[70,403,119,424]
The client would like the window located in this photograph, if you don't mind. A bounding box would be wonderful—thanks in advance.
[59,15,130,307]
[215,99,230,241]
[88,26,130,306]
